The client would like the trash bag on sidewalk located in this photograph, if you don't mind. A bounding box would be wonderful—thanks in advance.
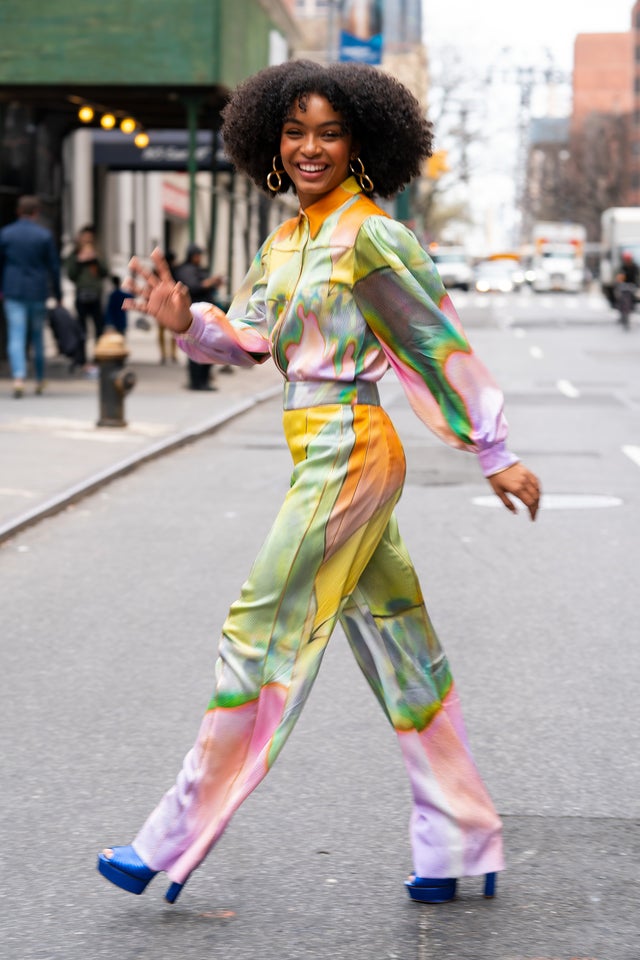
[49,305,85,360]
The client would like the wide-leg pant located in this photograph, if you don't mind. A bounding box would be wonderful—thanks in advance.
[133,396,503,884]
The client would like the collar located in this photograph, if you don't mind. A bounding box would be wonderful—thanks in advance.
[300,176,362,238]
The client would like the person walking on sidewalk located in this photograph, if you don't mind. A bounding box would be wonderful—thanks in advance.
[65,224,108,374]
[0,195,62,397]
[174,243,224,390]
[98,60,541,907]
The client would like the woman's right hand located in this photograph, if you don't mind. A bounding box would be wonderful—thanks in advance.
[125,248,193,334]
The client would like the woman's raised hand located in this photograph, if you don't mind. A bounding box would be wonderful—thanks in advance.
[124,248,193,333]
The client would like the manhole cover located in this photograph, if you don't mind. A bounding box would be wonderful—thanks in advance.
[472,493,623,510]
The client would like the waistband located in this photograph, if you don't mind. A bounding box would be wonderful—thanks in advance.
[283,380,380,409]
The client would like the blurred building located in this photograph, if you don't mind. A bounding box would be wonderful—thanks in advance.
[572,32,633,133]
[293,0,428,105]
[631,1,640,203]
[0,1,300,291]
[526,117,571,223]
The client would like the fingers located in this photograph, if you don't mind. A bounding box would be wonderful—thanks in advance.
[128,255,157,286]
[516,470,541,521]
[496,491,517,514]
[150,248,175,283]
[488,464,541,521]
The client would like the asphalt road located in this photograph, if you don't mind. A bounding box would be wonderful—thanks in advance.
[1,292,639,960]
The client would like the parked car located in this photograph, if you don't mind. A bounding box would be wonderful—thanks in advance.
[429,246,473,291]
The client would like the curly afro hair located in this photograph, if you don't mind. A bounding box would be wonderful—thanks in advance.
[221,59,433,199]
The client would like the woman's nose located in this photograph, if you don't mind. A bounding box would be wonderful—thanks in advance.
[300,134,320,154]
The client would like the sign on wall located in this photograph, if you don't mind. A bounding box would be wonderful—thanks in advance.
[338,0,383,65]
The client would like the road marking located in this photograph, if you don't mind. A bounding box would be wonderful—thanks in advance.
[622,444,640,468]
[472,493,622,509]
[557,378,580,398]
[529,345,544,359]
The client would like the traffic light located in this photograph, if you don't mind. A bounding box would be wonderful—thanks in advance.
[425,150,449,179]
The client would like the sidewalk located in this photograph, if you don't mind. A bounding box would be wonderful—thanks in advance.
[0,322,283,543]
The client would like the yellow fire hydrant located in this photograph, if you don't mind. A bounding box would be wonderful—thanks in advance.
[94,329,136,427]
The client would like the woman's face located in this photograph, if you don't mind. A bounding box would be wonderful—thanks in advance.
[279,93,355,209]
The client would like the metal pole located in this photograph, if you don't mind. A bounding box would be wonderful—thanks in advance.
[184,97,200,244]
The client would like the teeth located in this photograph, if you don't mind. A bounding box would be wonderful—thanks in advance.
[299,164,325,172]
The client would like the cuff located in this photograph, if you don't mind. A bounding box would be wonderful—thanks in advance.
[477,441,520,478]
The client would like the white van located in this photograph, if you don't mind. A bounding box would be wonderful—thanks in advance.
[429,246,473,291]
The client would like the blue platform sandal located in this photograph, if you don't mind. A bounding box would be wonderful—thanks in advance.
[405,871,497,903]
[97,845,186,903]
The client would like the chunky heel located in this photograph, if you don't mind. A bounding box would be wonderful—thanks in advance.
[405,872,498,903]
[483,872,497,898]
[405,875,457,903]
[165,881,185,904]
[97,845,157,896]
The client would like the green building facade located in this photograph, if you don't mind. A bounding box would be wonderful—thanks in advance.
[0,1,298,229]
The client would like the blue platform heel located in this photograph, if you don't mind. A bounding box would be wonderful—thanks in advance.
[405,871,497,903]
[97,845,186,903]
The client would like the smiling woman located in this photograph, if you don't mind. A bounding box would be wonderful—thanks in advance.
[98,58,541,912]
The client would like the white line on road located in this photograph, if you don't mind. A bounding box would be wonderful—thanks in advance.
[557,378,581,398]
[622,445,640,469]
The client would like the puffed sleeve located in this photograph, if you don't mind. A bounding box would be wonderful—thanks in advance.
[175,242,272,367]
[353,217,519,477]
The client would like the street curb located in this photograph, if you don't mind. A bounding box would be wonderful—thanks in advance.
[0,384,282,546]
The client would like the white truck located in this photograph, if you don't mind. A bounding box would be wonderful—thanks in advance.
[428,245,473,291]
[599,207,640,305]
[531,221,586,292]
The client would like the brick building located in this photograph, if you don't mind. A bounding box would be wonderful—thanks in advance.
[572,32,633,134]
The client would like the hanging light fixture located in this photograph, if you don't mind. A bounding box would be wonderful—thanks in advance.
[120,117,137,134]
[78,105,94,123]
[100,113,117,130]
[134,131,150,148]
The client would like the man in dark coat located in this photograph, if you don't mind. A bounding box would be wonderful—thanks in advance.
[0,195,62,397]
[174,244,224,390]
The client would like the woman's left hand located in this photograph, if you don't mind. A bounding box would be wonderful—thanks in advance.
[488,462,541,521]
[124,249,193,333]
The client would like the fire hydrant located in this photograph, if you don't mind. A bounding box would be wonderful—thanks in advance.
[94,329,136,427]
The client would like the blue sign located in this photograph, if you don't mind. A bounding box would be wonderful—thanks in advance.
[339,30,382,65]
[338,0,383,64]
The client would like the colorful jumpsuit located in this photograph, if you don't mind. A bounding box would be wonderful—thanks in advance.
[132,177,518,886]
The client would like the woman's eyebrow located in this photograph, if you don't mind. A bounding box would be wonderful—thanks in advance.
[283,117,343,128]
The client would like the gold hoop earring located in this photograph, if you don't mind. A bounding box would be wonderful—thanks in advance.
[267,155,284,194]
[349,156,374,194]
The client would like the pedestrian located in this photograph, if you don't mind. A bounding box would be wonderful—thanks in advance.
[104,276,128,335]
[65,224,108,374]
[98,59,541,907]
[174,243,224,390]
[0,195,62,397]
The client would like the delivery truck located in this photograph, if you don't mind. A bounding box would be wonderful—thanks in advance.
[599,207,640,305]
[531,221,586,293]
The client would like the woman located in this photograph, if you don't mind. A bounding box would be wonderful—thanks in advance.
[65,224,108,372]
[98,60,540,906]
